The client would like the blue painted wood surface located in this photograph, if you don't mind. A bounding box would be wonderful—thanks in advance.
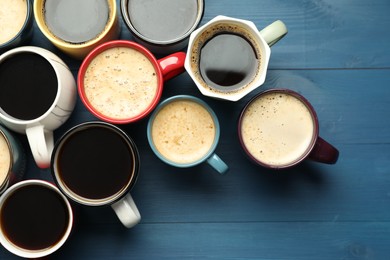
[1,0,390,259]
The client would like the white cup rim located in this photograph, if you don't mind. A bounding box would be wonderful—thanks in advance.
[0,179,73,258]
[0,46,64,125]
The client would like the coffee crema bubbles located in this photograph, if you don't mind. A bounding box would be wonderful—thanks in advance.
[83,46,158,120]
[151,100,216,164]
[240,92,316,167]
[0,0,28,45]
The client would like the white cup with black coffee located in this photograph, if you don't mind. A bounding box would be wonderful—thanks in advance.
[0,46,77,169]
[0,179,74,258]
[185,15,288,101]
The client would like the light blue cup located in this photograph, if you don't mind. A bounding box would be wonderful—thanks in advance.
[147,95,228,174]
[0,125,26,194]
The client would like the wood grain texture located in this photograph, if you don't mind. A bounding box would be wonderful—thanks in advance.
[1,0,390,259]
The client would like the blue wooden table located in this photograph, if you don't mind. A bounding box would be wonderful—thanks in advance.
[1,0,390,259]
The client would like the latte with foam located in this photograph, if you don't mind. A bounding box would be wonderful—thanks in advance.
[0,0,27,44]
[240,92,315,167]
[151,99,216,164]
[83,47,158,120]
[0,132,11,185]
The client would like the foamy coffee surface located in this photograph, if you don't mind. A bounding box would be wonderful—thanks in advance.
[84,47,158,120]
[151,100,216,164]
[0,0,27,44]
[0,133,10,184]
[241,92,315,167]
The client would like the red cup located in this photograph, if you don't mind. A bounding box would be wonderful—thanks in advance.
[238,89,339,169]
[78,40,186,124]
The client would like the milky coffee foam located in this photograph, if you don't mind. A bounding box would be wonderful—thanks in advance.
[151,100,216,164]
[84,47,158,120]
[241,92,315,167]
[0,0,27,44]
[0,132,11,185]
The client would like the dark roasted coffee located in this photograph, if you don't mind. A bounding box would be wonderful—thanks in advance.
[43,0,109,43]
[127,0,198,42]
[199,33,259,91]
[57,125,135,200]
[0,184,69,251]
[0,52,57,120]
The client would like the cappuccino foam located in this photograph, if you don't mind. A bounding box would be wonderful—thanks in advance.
[241,92,315,167]
[0,0,27,44]
[0,132,11,185]
[84,47,158,120]
[151,100,215,164]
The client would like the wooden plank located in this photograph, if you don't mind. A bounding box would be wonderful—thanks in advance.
[2,222,388,259]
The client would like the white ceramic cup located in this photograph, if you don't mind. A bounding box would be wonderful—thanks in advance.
[185,15,288,101]
[0,46,77,169]
[0,179,74,258]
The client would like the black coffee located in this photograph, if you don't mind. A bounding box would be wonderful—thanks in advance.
[127,0,198,41]
[199,33,259,91]
[0,184,69,251]
[57,126,134,200]
[0,52,57,120]
[44,0,109,43]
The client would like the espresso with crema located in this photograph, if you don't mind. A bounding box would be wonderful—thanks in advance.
[151,100,216,164]
[83,47,158,120]
[189,23,262,94]
[0,0,27,44]
[0,133,10,185]
[240,92,315,167]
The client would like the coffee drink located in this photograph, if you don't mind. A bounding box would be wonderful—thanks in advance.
[83,47,158,120]
[0,52,58,120]
[0,183,70,251]
[126,0,199,42]
[200,33,258,91]
[56,124,136,200]
[151,99,216,164]
[240,92,315,167]
[189,23,262,94]
[0,133,10,185]
[43,0,110,43]
[0,0,27,44]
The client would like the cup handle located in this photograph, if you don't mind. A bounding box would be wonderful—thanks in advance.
[308,136,339,164]
[111,193,141,228]
[207,153,229,175]
[259,20,288,47]
[158,52,186,81]
[26,125,54,169]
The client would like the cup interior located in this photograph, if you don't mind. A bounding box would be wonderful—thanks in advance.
[238,89,319,169]
[0,129,11,192]
[147,95,220,167]
[0,48,60,123]
[33,0,117,48]
[51,122,140,206]
[78,40,164,124]
[0,180,73,258]
[0,0,32,48]
[185,16,269,101]
[121,0,204,45]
